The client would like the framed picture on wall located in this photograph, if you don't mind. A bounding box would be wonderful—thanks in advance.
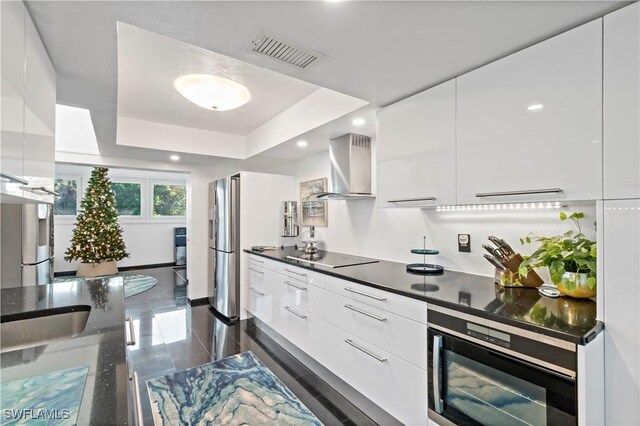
[300,178,328,226]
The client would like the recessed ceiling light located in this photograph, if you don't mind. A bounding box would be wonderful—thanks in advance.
[297,140,308,148]
[170,154,180,161]
[173,74,251,111]
[527,104,544,111]
[352,118,365,126]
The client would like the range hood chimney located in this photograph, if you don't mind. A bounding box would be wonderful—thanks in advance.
[311,133,374,201]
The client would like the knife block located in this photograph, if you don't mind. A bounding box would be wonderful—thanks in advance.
[495,253,544,288]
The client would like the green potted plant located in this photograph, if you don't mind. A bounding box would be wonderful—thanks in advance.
[519,212,597,298]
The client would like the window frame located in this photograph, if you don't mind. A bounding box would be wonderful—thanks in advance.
[148,179,187,220]
[108,177,146,222]
[53,174,82,221]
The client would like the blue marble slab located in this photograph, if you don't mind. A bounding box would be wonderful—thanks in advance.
[147,351,323,426]
[0,365,89,426]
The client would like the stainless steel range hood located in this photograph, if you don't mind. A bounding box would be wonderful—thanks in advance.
[309,133,374,201]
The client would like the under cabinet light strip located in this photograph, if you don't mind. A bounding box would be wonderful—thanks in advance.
[435,202,564,212]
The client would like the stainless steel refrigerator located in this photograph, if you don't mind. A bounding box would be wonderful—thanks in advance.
[208,174,240,321]
[1,203,54,288]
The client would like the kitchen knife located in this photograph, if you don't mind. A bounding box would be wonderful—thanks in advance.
[482,244,505,260]
[487,236,510,258]
[483,254,507,271]
[496,237,515,256]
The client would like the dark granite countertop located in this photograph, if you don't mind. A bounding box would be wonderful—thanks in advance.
[1,278,129,425]
[245,247,602,345]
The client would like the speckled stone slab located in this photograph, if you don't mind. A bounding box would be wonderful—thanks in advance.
[0,365,89,426]
[146,351,322,426]
[53,274,157,298]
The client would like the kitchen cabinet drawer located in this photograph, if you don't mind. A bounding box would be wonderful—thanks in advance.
[456,19,602,204]
[377,79,456,207]
[325,275,427,324]
[604,3,639,199]
[325,322,428,426]
[248,254,267,270]
[273,299,325,363]
[272,262,326,289]
[248,285,277,326]
[272,271,326,319]
[325,290,427,370]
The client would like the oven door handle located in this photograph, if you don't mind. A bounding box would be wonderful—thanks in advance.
[433,334,444,414]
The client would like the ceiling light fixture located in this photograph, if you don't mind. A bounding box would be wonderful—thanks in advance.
[352,118,365,126]
[297,140,308,148]
[170,154,180,161]
[173,74,251,111]
[527,103,544,111]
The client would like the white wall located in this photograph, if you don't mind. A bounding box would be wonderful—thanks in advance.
[54,164,188,273]
[269,150,597,281]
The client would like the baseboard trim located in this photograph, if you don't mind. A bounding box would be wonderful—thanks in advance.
[187,297,209,307]
[54,262,179,277]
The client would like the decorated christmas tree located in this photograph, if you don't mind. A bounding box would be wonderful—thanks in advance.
[64,167,129,264]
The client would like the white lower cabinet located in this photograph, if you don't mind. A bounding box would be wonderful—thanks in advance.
[247,267,276,326]
[272,271,326,318]
[325,290,427,370]
[325,322,428,426]
[272,298,325,364]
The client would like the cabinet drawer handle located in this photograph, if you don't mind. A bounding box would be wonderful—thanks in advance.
[126,316,136,346]
[131,371,144,426]
[344,304,387,322]
[24,186,59,196]
[388,197,436,203]
[475,188,562,198]
[284,306,307,319]
[249,267,264,274]
[285,280,307,291]
[344,339,387,362]
[249,287,265,296]
[284,268,307,277]
[0,173,29,185]
[250,258,264,264]
[344,287,386,301]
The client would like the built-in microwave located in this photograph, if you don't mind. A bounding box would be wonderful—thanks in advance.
[427,304,577,426]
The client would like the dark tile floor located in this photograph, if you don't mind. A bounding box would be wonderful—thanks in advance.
[125,267,379,425]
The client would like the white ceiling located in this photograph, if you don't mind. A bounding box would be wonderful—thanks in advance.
[26,0,629,167]
[117,22,319,135]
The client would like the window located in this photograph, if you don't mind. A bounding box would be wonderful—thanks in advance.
[111,182,142,216]
[152,183,186,216]
[54,178,79,216]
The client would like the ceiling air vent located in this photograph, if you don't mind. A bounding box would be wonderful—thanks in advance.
[245,30,326,70]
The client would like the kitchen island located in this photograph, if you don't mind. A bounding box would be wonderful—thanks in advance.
[1,278,129,425]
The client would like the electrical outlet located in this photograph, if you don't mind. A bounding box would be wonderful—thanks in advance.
[458,234,471,252]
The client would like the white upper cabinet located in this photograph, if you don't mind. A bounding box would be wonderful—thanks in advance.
[456,20,603,204]
[23,12,56,203]
[0,1,55,203]
[0,1,26,199]
[377,80,456,207]
[604,3,639,200]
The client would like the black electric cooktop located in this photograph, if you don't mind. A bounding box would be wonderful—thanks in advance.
[285,250,379,268]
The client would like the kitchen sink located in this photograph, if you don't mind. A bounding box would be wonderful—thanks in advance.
[1,305,91,353]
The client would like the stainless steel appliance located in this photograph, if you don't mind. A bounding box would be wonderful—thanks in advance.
[208,175,240,321]
[428,304,577,425]
[310,133,374,201]
[282,201,299,237]
[174,227,186,266]
[1,203,54,288]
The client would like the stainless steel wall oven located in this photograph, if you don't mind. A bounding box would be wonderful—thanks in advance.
[427,304,577,426]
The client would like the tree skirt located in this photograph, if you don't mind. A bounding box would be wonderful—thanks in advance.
[53,274,158,298]
[147,351,322,426]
